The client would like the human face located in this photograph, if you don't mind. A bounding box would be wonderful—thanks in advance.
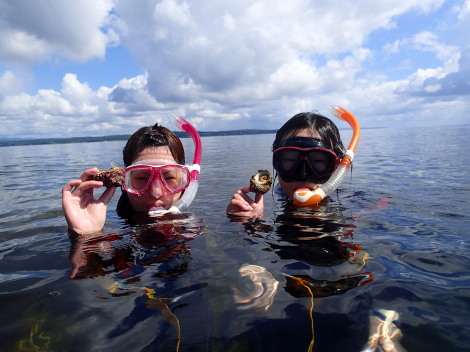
[276,129,335,199]
[126,147,183,213]
[273,138,338,181]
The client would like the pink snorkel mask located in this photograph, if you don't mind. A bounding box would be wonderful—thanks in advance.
[148,115,202,216]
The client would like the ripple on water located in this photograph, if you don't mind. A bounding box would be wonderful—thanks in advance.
[400,250,470,282]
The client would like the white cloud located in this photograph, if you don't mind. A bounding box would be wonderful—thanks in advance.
[0,71,23,97]
[61,74,94,108]
[384,40,402,55]
[456,0,470,22]
[0,0,469,139]
[115,0,450,106]
[405,47,470,96]
[412,31,460,74]
[153,0,194,27]
[0,30,52,64]
[0,0,116,64]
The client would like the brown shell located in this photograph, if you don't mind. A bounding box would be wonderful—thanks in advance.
[249,169,273,194]
[90,166,125,187]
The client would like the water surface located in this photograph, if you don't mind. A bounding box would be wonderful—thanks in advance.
[0,125,469,351]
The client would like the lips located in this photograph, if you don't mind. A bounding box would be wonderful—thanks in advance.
[147,202,165,212]
[149,205,165,212]
[294,183,320,191]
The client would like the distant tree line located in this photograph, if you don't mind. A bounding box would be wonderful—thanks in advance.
[0,129,277,147]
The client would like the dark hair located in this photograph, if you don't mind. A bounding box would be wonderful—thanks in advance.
[122,123,185,167]
[117,123,185,219]
[272,112,345,158]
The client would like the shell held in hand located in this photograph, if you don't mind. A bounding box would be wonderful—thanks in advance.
[249,170,273,194]
[90,166,125,187]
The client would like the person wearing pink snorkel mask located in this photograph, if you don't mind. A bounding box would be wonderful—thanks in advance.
[226,111,347,218]
[63,118,201,235]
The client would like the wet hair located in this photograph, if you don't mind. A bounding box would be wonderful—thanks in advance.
[117,123,185,219]
[272,112,345,158]
[122,123,185,167]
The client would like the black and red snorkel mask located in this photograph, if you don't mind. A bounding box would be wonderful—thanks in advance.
[273,137,339,183]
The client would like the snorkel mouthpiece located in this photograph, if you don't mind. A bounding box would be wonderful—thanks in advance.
[148,115,202,216]
[293,188,324,205]
[293,106,360,207]
[148,205,179,216]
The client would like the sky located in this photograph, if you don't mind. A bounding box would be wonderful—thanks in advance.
[0,0,469,139]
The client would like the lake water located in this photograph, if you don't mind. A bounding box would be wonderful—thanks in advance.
[0,124,469,352]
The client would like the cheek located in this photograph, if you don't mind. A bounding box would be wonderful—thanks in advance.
[127,193,144,209]
[278,179,295,198]
[284,187,296,199]
[126,189,183,211]
[171,192,182,203]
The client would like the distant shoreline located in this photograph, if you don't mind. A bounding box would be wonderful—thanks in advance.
[0,129,278,147]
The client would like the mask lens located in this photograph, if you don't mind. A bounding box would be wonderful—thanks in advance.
[126,167,152,193]
[159,166,190,192]
[274,148,302,172]
[273,147,338,182]
[273,149,302,173]
[307,150,335,175]
[124,164,190,194]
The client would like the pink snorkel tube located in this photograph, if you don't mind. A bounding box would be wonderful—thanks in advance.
[148,115,202,215]
[293,106,360,207]
[173,115,202,211]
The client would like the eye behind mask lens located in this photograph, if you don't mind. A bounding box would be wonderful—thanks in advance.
[273,148,337,179]
[273,136,339,183]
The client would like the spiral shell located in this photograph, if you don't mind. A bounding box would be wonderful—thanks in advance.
[249,169,273,194]
[90,166,125,187]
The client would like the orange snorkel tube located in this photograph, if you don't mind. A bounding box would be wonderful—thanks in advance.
[293,106,361,207]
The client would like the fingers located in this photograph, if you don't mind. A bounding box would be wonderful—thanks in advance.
[238,187,265,209]
[226,196,265,218]
[63,178,103,198]
[234,188,257,211]
[62,179,82,194]
[80,168,99,182]
[63,167,115,206]
[63,168,100,196]
[99,186,117,205]
[253,192,265,205]
[227,187,264,214]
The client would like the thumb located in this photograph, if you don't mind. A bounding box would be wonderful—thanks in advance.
[254,192,265,205]
[99,187,117,205]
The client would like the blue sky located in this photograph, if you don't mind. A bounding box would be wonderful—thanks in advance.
[0,0,469,139]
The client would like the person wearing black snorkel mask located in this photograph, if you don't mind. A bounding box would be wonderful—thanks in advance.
[227,112,345,217]
[224,112,376,352]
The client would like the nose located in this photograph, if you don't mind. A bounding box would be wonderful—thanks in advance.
[298,159,308,178]
[149,177,164,198]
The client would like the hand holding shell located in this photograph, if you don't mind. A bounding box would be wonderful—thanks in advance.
[249,170,272,194]
[89,166,125,187]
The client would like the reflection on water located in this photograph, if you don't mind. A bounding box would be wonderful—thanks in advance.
[283,272,373,298]
[233,264,279,311]
[361,309,405,352]
[230,200,376,351]
[0,125,470,351]
[68,214,202,281]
